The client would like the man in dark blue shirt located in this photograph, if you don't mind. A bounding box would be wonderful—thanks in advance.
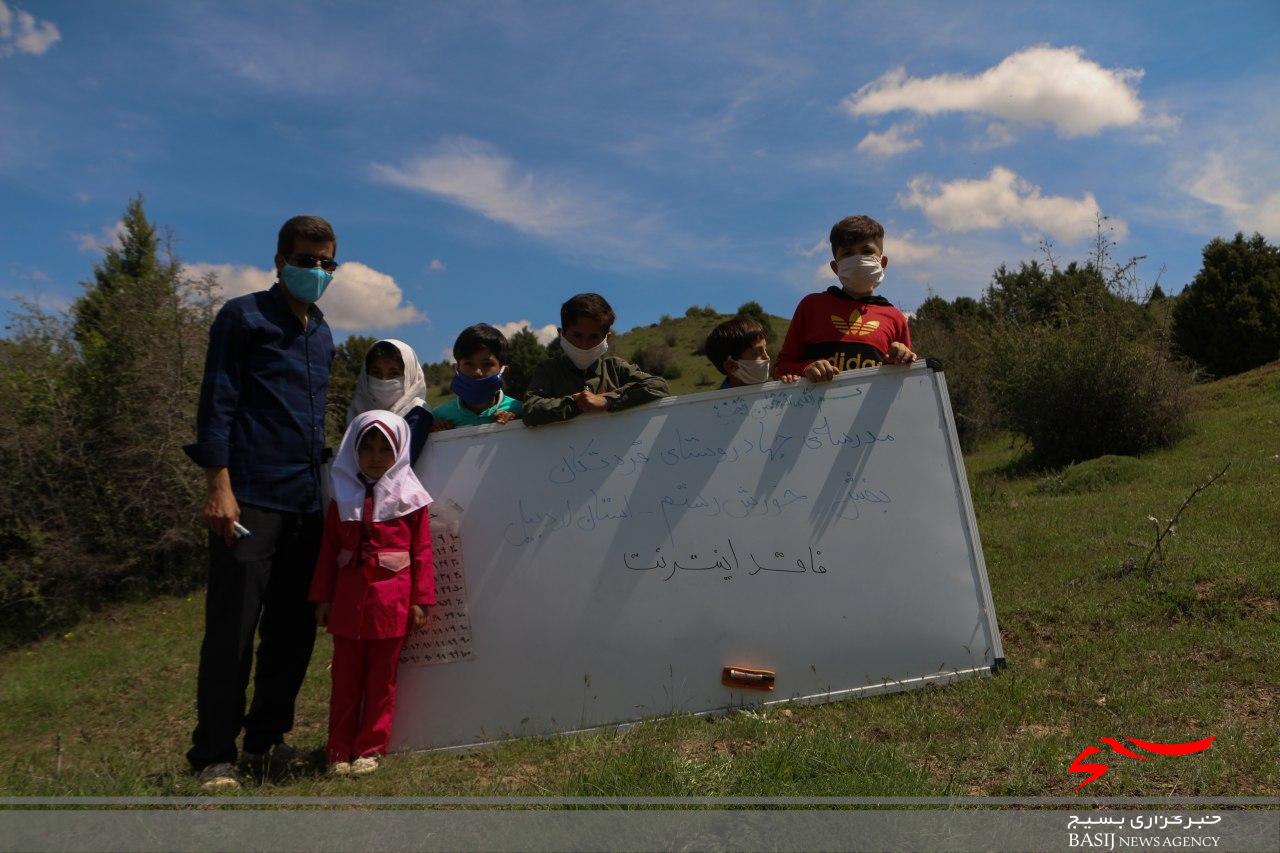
[183,215,337,789]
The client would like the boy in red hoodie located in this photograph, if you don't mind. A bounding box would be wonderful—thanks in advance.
[310,410,434,776]
[775,215,917,382]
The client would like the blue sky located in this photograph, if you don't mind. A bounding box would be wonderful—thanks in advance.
[2,1,1278,362]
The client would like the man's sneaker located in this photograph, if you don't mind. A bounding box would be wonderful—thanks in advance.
[242,742,308,779]
[350,755,380,776]
[197,763,243,791]
[327,761,352,776]
[266,742,309,774]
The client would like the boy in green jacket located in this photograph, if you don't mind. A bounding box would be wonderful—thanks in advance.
[523,293,669,426]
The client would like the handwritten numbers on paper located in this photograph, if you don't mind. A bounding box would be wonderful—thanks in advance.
[399,526,477,667]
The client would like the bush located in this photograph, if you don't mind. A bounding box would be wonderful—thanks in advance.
[989,318,1193,468]
[630,344,683,380]
[1172,232,1280,377]
[911,300,998,450]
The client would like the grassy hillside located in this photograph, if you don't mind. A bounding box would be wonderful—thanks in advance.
[1,363,1276,796]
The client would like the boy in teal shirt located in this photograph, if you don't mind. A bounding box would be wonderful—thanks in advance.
[432,324,523,430]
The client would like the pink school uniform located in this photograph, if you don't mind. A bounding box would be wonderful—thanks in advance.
[309,411,434,764]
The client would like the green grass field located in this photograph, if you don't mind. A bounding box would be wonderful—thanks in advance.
[1,362,1276,797]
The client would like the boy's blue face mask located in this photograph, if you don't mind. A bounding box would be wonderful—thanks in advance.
[451,368,504,407]
[280,264,333,303]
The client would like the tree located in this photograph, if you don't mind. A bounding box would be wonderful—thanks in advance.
[69,197,214,575]
[983,260,1114,325]
[326,335,376,443]
[1,196,215,641]
[1172,232,1280,377]
[505,327,551,400]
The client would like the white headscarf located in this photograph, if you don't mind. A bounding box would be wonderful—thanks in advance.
[331,410,433,523]
[346,339,430,426]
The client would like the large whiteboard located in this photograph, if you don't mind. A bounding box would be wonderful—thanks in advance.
[394,362,1003,751]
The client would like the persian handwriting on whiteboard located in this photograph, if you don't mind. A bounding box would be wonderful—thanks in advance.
[399,525,476,667]
[621,540,830,582]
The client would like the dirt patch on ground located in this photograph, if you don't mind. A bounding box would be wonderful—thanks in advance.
[1222,684,1279,724]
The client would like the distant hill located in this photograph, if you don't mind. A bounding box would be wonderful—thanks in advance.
[425,307,792,407]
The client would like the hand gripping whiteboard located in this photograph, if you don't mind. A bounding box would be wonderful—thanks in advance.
[395,362,1004,751]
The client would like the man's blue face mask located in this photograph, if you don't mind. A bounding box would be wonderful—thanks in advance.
[280,264,333,303]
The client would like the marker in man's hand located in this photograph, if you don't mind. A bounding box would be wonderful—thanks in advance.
[232,521,253,539]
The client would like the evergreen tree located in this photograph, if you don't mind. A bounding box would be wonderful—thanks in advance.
[327,335,377,442]
[69,196,213,579]
[1172,233,1280,377]
[504,327,551,400]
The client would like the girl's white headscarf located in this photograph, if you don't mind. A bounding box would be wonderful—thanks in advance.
[331,410,433,523]
[346,339,430,425]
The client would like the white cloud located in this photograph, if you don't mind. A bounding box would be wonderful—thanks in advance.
[372,138,610,240]
[973,122,1016,150]
[491,319,558,346]
[844,46,1146,138]
[427,258,446,272]
[185,261,426,331]
[1185,153,1280,238]
[73,220,127,253]
[855,122,922,157]
[370,137,699,268]
[900,166,1126,243]
[0,1,60,58]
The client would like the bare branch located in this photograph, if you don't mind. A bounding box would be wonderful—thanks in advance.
[1141,463,1231,575]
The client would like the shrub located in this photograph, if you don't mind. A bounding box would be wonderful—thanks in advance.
[630,344,683,380]
[989,318,1193,468]
[910,301,997,450]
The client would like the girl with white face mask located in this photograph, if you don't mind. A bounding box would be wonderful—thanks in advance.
[347,340,435,465]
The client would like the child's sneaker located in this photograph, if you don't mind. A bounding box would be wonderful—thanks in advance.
[197,762,243,791]
[327,761,352,776]
[350,755,380,776]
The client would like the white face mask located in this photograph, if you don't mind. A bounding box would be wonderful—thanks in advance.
[836,254,885,296]
[560,335,609,370]
[731,358,771,385]
[368,377,403,407]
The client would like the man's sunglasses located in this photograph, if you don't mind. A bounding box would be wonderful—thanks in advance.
[287,253,339,272]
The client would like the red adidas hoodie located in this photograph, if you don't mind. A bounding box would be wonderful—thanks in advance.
[775,287,912,377]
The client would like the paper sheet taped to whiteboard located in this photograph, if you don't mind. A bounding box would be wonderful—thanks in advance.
[399,513,475,667]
